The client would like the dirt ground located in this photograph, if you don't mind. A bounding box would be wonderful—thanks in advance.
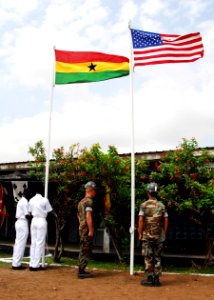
[0,265,213,300]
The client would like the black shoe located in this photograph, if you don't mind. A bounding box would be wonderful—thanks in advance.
[153,276,160,287]
[12,265,26,270]
[140,276,154,286]
[78,272,93,279]
[78,269,93,279]
[29,266,45,271]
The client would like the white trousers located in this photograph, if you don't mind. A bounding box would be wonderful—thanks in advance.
[29,217,47,268]
[12,219,29,267]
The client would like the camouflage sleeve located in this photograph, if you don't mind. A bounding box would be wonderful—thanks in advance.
[163,204,168,217]
[138,203,145,216]
[138,209,143,216]
[85,198,93,212]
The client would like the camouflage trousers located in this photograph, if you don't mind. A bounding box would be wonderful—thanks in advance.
[78,235,93,270]
[142,240,163,277]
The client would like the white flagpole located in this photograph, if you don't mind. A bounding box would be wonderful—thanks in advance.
[44,46,56,199]
[42,46,56,267]
[128,21,135,275]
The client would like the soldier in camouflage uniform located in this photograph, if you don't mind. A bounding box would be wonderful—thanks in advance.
[77,181,96,279]
[138,182,168,286]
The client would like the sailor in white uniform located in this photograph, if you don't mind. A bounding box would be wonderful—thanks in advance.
[28,191,52,271]
[12,192,29,270]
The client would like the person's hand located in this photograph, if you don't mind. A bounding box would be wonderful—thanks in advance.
[138,233,143,241]
[88,231,94,237]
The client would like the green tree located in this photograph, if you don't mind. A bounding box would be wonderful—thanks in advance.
[28,141,78,261]
[150,138,214,266]
[28,141,148,262]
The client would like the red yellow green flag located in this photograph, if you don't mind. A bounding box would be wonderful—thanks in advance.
[55,50,129,84]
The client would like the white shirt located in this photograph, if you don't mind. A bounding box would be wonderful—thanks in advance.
[15,196,29,220]
[28,193,52,218]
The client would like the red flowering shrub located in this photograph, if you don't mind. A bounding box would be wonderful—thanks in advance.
[28,141,148,261]
[150,138,214,266]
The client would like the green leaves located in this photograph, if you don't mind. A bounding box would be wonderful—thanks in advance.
[28,138,214,261]
[150,138,214,248]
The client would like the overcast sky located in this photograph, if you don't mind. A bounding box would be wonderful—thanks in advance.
[0,0,213,163]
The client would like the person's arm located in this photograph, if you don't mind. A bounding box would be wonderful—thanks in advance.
[46,198,53,214]
[164,217,168,235]
[25,214,32,221]
[138,215,144,240]
[86,211,94,237]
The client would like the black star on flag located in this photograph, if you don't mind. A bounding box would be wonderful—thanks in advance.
[88,62,97,71]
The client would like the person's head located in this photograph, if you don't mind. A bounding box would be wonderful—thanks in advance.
[147,182,158,198]
[85,181,96,198]
[22,188,30,200]
[33,184,44,196]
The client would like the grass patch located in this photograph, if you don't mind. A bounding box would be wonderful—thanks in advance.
[163,264,214,274]
[0,261,9,266]
[0,253,213,274]
[88,260,129,270]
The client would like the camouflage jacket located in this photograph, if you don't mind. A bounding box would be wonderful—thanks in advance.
[139,198,168,242]
[77,196,93,238]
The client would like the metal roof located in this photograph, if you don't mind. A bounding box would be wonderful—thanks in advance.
[0,147,213,172]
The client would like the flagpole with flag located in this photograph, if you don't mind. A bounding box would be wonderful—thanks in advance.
[128,21,136,276]
[128,26,204,276]
[45,49,129,196]
[42,48,130,267]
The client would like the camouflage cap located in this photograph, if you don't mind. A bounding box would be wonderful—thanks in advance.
[147,182,158,192]
[85,181,96,189]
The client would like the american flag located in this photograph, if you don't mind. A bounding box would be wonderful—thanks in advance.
[131,29,204,67]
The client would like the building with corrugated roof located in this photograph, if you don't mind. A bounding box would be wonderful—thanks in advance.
[0,147,213,259]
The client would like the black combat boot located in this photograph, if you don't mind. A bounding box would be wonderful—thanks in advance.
[153,275,160,287]
[78,268,93,279]
[140,275,154,286]
[12,265,26,270]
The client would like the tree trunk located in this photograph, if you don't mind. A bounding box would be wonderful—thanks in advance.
[204,237,214,267]
[190,211,213,268]
[105,227,123,263]
[53,214,64,262]
[201,219,214,267]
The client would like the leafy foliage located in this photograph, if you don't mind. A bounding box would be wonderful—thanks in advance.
[28,138,214,265]
[150,138,214,265]
[28,141,148,260]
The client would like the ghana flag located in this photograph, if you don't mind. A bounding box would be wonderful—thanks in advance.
[55,50,129,84]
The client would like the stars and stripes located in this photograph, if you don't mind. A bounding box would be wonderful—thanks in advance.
[131,29,204,67]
